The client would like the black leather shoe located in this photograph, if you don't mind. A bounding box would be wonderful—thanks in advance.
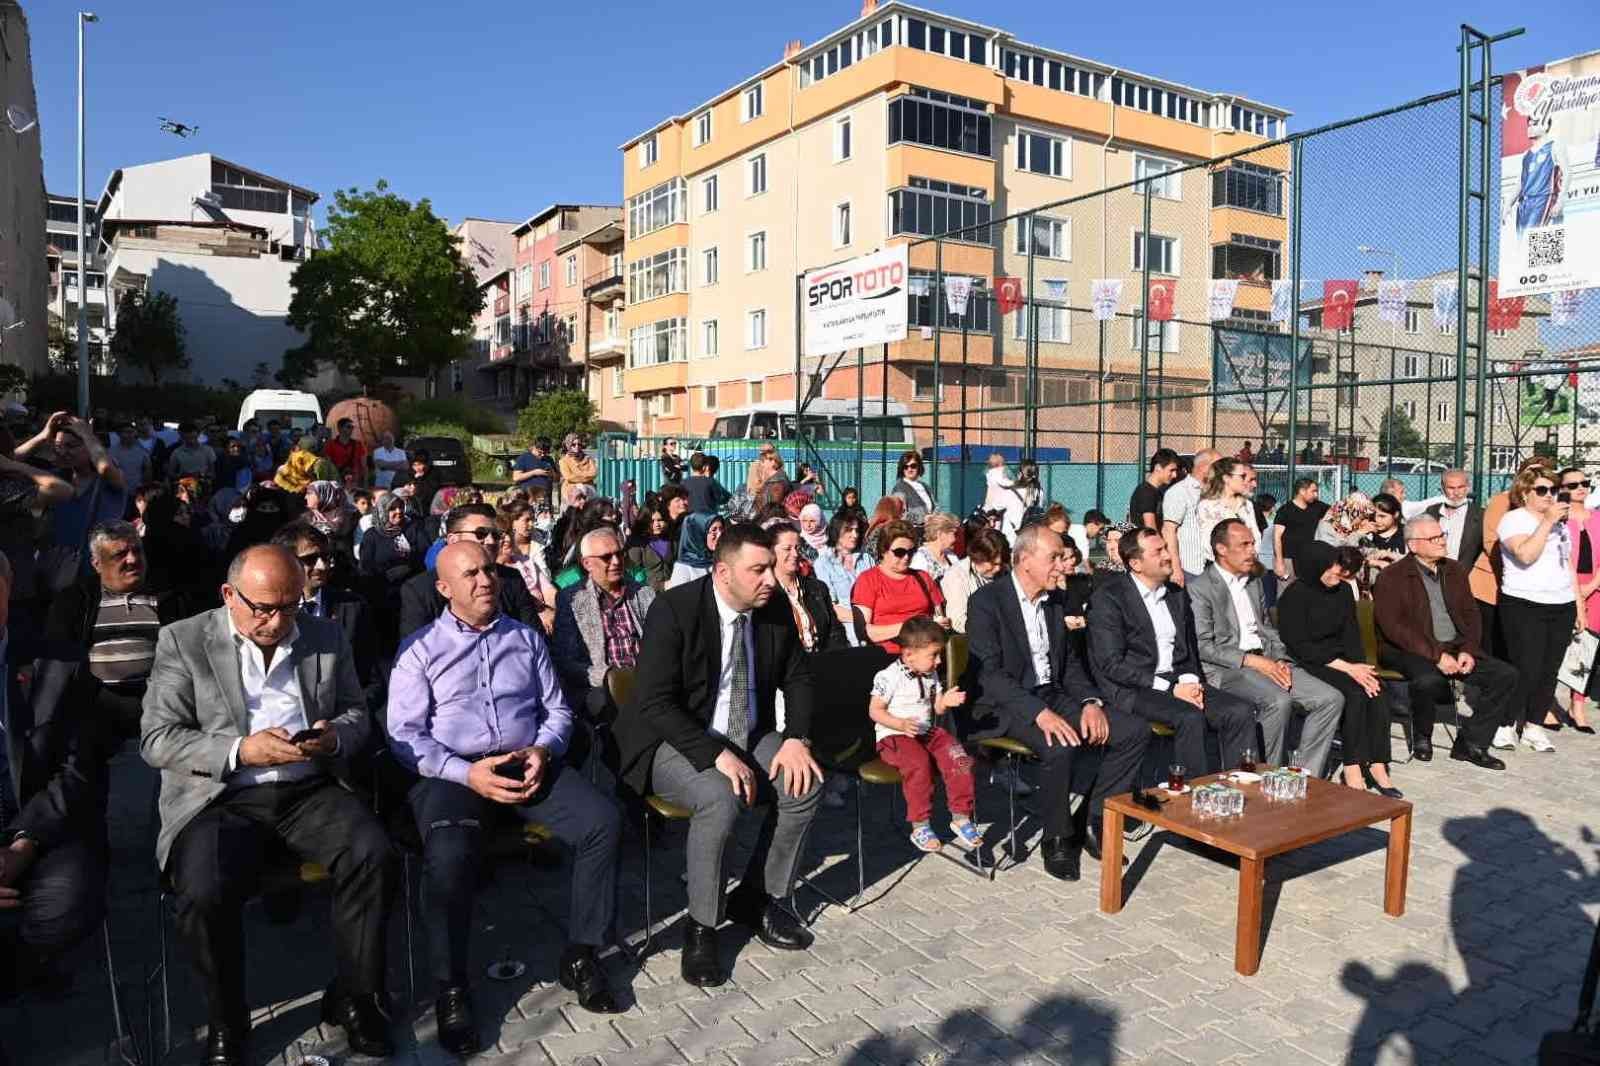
[1081,826,1129,867]
[726,893,813,951]
[1412,740,1434,762]
[435,985,479,1057]
[1374,785,1405,800]
[1040,836,1081,881]
[681,919,725,988]
[203,1025,247,1066]
[1450,742,1506,771]
[558,945,621,1014]
[320,986,395,1058]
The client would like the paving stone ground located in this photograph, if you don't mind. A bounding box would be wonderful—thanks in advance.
[8,719,1598,1066]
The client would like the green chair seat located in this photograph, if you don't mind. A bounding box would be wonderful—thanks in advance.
[522,822,552,844]
[857,758,902,786]
[977,736,1034,758]
[1150,722,1177,738]
[1377,669,1406,682]
[646,794,693,820]
[298,862,329,884]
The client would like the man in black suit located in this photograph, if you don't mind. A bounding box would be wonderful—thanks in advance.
[1425,469,1483,571]
[616,524,822,989]
[966,526,1147,881]
[397,504,541,641]
[1086,528,1256,775]
[272,523,380,700]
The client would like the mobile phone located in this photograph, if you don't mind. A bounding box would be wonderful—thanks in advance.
[495,757,528,781]
[1131,788,1164,812]
[1560,491,1573,504]
[290,727,324,744]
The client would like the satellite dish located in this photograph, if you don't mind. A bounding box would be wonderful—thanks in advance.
[5,106,36,134]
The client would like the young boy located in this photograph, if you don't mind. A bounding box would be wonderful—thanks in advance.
[869,616,978,852]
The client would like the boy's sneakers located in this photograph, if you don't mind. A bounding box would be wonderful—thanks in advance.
[949,819,983,850]
[909,824,942,852]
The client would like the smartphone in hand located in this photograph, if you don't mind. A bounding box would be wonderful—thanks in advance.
[494,758,528,781]
[289,727,325,745]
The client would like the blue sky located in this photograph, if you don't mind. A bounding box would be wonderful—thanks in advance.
[22,0,1600,227]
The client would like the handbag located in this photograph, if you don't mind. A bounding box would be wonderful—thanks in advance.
[1539,917,1600,1064]
[1557,629,1600,694]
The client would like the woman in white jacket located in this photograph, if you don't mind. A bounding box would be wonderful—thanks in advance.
[941,527,1010,633]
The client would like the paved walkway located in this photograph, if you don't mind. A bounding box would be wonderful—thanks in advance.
[8,723,1598,1066]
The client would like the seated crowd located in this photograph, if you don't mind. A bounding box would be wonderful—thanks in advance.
[0,416,1566,1063]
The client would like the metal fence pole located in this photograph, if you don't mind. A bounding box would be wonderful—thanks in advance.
[960,314,970,516]
[856,347,864,494]
[1287,140,1304,485]
[932,239,943,504]
[1096,319,1106,512]
[1137,182,1153,465]
[1025,214,1038,457]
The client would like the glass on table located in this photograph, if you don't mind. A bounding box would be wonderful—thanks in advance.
[1287,748,1305,775]
[1238,746,1257,773]
[1167,764,1186,792]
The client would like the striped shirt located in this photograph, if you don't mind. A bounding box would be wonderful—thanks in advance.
[87,593,162,689]
[1161,476,1209,576]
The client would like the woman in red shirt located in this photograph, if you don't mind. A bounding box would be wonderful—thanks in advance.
[852,520,949,653]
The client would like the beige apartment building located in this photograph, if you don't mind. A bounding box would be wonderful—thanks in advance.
[618,0,1290,446]
[0,1,48,385]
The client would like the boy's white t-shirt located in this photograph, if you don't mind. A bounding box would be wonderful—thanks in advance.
[1497,507,1575,604]
[871,660,943,743]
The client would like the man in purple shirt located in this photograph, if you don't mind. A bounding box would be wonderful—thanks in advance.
[387,542,623,1054]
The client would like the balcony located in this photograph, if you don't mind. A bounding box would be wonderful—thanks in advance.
[588,334,625,363]
[493,293,510,316]
[584,267,623,297]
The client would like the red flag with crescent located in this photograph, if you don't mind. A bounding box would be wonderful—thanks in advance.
[996,276,1025,316]
[1147,278,1176,321]
[1487,279,1526,331]
[1323,280,1358,330]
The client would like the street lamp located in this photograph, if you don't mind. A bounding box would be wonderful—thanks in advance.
[1356,244,1402,281]
[76,11,99,417]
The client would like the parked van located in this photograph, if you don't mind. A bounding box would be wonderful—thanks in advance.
[237,389,322,433]
[707,400,913,447]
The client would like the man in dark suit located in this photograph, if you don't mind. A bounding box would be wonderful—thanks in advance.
[966,526,1147,882]
[616,523,822,989]
[1426,469,1483,572]
[397,504,540,641]
[1086,528,1256,775]
[272,523,380,699]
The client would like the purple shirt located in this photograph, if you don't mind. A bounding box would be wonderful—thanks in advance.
[387,610,574,786]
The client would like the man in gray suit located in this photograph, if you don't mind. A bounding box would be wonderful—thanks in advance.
[141,545,395,1066]
[1189,518,1342,775]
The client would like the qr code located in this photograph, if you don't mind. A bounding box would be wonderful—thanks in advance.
[1529,227,1565,267]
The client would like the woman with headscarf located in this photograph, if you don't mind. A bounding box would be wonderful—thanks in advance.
[223,484,295,562]
[558,433,598,487]
[273,435,321,493]
[303,479,356,560]
[1315,490,1375,548]
[1277,541,1400,797]
[142,484,216,612]
[797,502,829,560]
[1091,522,1138,589]
[667,513,724,589]
[358,491,425,589]
[216,436,254,493]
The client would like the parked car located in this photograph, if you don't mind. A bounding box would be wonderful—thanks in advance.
[404,434,472,487]
[237,389,322,433]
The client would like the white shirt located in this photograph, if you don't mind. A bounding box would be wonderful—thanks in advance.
[224,618,319,787]
[710,585,759,742]
[982,465,1013,511]
[1437,500,1470,560]
[870,661,943,743]
[1162,476,1208,576]
[1132,574,1199,692]
[1497,508,1576,605]
[1011,573,1052,685]
[1222,569,1263,653]
[373,445,408,489]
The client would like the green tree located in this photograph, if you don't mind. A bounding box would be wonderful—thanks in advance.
[281,180,483,390]
[518,388,597,444]
[1376,404,1427,459]
[110,290,190,385]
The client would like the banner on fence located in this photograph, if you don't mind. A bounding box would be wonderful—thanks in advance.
[1212,328,1313,412]
[1092,279,1123,320]
[1270,280,1292,323]
[1323,280,1359,330]
[1377,281,1408,324]
[945,275,973,316]
[803,246,909,356]
[1515,361,1580,427]
[1147,279,1176,321]
[1208,280,1240,321]
[1497,51,1600,298]
[1433,281,1459,330]
[996,276,1025,315]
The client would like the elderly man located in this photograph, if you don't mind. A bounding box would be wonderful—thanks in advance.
[1425,469,1483,569]
[617,524,822,988]
[1189,519,1343,775]
[398,503,540,641]
[141,545,395,1066]
[1161,447,1219,586]
[371,431,408,491]
[966,526,1147,881]
[387,543,623,1052]
[552,526,658,728]
[1372,515,1515,768]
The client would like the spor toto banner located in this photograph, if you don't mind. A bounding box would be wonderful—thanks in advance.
[803,246,909,357]
[1497,51,1600,297]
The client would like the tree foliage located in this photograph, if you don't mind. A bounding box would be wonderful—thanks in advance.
[281,180,483,390]
[110,290,190,385]
[1376,405,1426,458]
[518,388,597,444]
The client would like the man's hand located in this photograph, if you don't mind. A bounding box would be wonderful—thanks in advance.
[1080,701,1110,744]
[517,745,551,793]
[1034,708,1081,747]
[466,753,535,804]
[1436,652,1461,675]
[833,603,854,624]
[239,728,309,767]
[1064,614,1087,631]
[1245,654,1293,690]
[1173,681,1206,708]
[1456,652,1475,674]
[0,838,37,890]
[716,748,757,806]
[768,738,822,799]
[295,720,339,758]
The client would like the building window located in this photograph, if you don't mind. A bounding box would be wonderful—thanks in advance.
[890,179,993,244]
[747,309,768,350]
[701,175,718,214]
[1015,216,1069,259]
[913,368,942,401]
[1438,318,1455,336]
[747,231,767,272]
[639,134,658,168]
[701,319,719,358]
[538,262,551,290]
[694,110,713,146]
[603,308,619,341]
[1211,162,1284,215]
[1132,232,1179,274]
[1439,356,1456,375]
[627,248,688,303]
[627,178,687,238]
[611,366,624,397]
[704,385,718,410]
[1134,153,1183,199]
[1400,399,1418,420]
[1436,401,1450,423]
[835,115,852,161]
[516,265,531,301]
[1400,353,1421,377]
[742,83,764,122]
[1230,104,1280,138]
[888,88,993,158]
[1404,307,1421,334]
[1130,315,1179,352]
[628,317,687,367]
[1013,302,1069,343]
[908,272,991,332]
[747,153,767,196]
[702,246,719,286]
[749,379,765,404]
[564,255,577,287]
[1211,236,1280,281]
[1016,128,1068,178]
[834,202,852,248]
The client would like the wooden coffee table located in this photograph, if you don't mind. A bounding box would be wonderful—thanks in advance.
[1099,773,1412,976]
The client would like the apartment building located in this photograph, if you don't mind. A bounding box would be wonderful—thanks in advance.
[0,1,48,383]
[45,192,109,375]
[618,0,1290,445]
[436,217,517,408]
[504,204,622,401]
[559,221,628,428]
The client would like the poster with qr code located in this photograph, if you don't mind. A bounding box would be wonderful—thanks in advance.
[1497,51,1600,298]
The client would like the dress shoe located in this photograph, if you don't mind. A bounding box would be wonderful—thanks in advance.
[203,1025,247,1066]
[434,985,479,1057]
[1080,826,1129,867]
[1373,785,1405,800]
[558,945,621,1014]
[726,892,813,951]
[320,985,395,1058]
[1450,741,1507,771]
[681,919,725,987]
[1411,739,1433,762]
[1040,836,1081,881]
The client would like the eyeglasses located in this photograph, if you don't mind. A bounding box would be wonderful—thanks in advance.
[585,550,623,564]
[231,588,301,620]
[1563,480,1592,490]
[1412,533,1447,544]
[1531,485,1556,496]
[455,527,503,542]
[296,551,330,568]
[887,546,914,559]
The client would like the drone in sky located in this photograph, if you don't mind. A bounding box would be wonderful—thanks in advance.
[159,117,198,138]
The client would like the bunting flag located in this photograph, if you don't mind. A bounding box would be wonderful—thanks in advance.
[1207,279,1240,321]
[1376,280,1408,324]
[1091,279,1123,321]
[1433,281,1459,330]
[1270,279,1293,323]
[1042,278,1067,301]
[1487,279,1526,331]
[1322,280,1359,330]
[996,276,1025,315]
[1552,289,1583,327]
[1147,278,1176,322]
[945,275,972,317]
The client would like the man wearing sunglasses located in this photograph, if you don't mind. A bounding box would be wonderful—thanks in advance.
[141,544,396,1066]
[397,503,541,641]
[551,526,657,742]
[270,522,380,701]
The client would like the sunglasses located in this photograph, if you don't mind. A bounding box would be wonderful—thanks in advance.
[1563,480,1592,490]
[297,551,331,568]
[456,527,503,542]
[585,550,623,564]
[887,546,914,559]
[1531,485,1557,496]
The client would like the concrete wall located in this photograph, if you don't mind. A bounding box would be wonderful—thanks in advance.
[0,2,48,382]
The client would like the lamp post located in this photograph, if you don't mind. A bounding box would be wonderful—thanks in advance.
[76,11,99,418]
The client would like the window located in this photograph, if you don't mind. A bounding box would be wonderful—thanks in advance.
[1438,317,1456,335]
[1439,356,1456,376]
[1400,353,1421,377]
[1134,153,1182,199]
[1436,401,1450,423]
[908,272,992,332]
[913,368,943,401]
[749,379,765,404]
[639,134,658,169]
[747,153,767,196]
[627,248,688,303]
[1211,162,1284,215]
[1109,77,1208,127]
[1132,232,1179,274]
[747,309,768,350]
[1337,371,1357,408]
[742,83,764,122]
[628,317,688,366]
[1401,399,1418,420]
[516,266,531,301]
[1490,327,1509,339]
[834,202,852,248]
[1230,104,1280,138]
[694,110,712,146]
[627,178,687,237]
[611,366,624,397]
[701,175,718,214]
[1015,216,1069,259]
[564,255,577,287]
[989,370,1022,405]
[1016,129,1068,178]
[702,246,719,286]
[834,115,853,162]
[538,262,551,290]
[704,385,718,410]
[701,319,719,358]
[1404,307,1421,334]
[888,89,993,158]
[603,308,619,341]
[890,179,993,244]
[1211,236,1280,281]
[1013,302,1069,343]
[1130,315,1179,352]
[747,231,767,272]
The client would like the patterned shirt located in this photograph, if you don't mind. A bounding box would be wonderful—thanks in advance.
[597,585,642,671]
[870,660,944,743]
[88,592,163,689]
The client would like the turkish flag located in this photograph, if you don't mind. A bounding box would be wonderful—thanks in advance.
[1487,279,1525,330]
[996,276,1025,316]
[1323,280,1358,330]
[1147,278,1176,321]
